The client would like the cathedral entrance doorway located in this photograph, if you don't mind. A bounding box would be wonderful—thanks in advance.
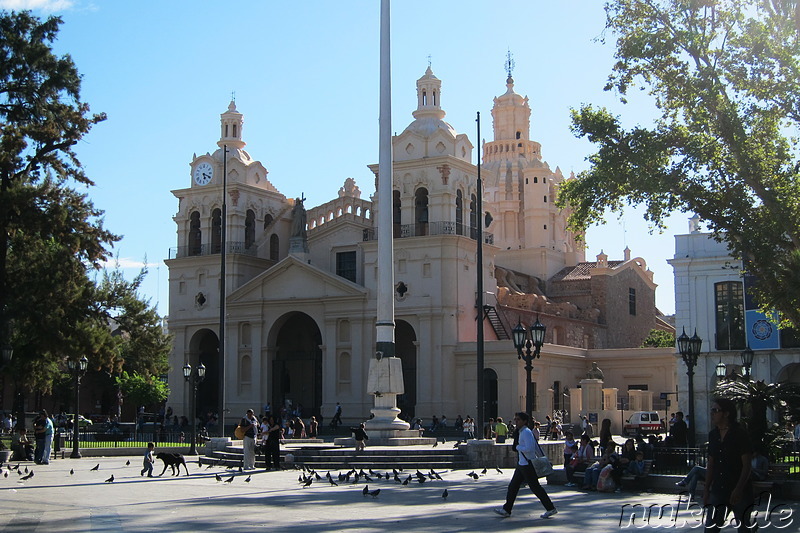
[396,320,417,419]
[188,329,220,426]
[271,313,322,419]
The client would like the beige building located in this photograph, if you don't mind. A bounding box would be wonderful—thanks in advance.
[165,69,675,431]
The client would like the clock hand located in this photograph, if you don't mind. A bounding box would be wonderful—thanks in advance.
[203,173,210,180]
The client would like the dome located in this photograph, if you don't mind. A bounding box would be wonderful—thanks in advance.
[401,116,457,138]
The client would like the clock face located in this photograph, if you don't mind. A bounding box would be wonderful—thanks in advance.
[193,162,213,186]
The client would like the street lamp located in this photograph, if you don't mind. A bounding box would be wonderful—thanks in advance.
[512,316,546,416]
[740,346,754,378]
[183,362,206,455]
[715,359,727,380]
[67,355,88,459]
[677,327,702,447]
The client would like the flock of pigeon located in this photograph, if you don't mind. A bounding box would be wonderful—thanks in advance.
[1,450,506,502]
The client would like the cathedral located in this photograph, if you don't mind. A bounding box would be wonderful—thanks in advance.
[165,68,675,430]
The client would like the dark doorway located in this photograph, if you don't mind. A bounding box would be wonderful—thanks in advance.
[483,368,498,419]
[188,329,220,427]
[395,320,417,419]
[272,313,323,419]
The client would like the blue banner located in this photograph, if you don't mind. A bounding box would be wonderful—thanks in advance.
[743,273,781,350]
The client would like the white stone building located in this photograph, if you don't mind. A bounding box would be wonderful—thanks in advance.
[669,218,800,443]
[165,69,675,431]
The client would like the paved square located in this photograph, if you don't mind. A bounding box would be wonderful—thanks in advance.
[1,455,796,532]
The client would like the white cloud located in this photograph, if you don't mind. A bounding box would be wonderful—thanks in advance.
[102,258,161,270]
[0,0,75,12]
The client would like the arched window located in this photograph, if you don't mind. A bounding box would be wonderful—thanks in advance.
[393,190,402,238]
[245,209,255,249]
[422,90,427,105]
[224,124,229,137]
[516,131,521,140]
[264,213,273,230]
[189,211,201,256]
[211,208,221,253]
[456,190,464,235]
[415,187,429,236]
[433,90,437,106]
[240,354,251,384]
[469,194,478,240]
[233,124,238,137]
[269,234,279,261]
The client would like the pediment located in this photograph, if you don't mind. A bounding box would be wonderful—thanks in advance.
[228,255,368,303]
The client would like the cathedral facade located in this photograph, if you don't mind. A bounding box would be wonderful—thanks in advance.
[165,69,675,429]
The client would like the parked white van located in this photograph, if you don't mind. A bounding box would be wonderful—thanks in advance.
[623,411,661,436]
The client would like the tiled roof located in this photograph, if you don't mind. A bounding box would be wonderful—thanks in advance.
[550,260,624,282]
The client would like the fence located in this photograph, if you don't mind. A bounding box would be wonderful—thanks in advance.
[63,428,194,449]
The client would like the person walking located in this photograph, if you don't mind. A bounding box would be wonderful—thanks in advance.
[141,442,155,477]
[703,398,756,532]
[351,422,369,452]
[494,412,558,519]
[240,409,258,470]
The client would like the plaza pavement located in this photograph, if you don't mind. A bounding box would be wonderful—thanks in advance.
[1,451,796,532]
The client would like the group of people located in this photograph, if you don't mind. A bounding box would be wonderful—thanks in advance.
[563,432,647,492]
[238,409,282,471]
[9,410,54,464]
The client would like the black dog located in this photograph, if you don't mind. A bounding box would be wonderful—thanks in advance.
[156,452,189,476]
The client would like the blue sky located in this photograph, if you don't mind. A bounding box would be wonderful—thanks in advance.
[3,0,691,317]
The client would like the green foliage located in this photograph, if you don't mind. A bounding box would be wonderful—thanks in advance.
[640,329,675,347]
[115,371,169,411]
[556,0,800,327]
[712,378,800,452]
[0,12,171,396]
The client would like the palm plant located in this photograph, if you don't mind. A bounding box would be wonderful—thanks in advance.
[713,379,800,456]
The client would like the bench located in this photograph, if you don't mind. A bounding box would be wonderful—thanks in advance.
[572,459,653,490]
[753,463,790,498]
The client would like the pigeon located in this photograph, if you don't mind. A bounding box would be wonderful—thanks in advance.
[244,475,251,483]
[452,440,461,448]
[20,471,34,481]
[301,477,313,487]
[481,468,488,475]
[90,464,100,471]
[205,464,214,470]
[394,473,402,483]
[362,484,370,496]
[104,475,114,483]
[495,467,503,474]
[24,466,28,473]
[215,474,223,482]
[417,476,427,484]
[402,476,411,486]
[385,473,390,480]
[314,472,322,481]
[432,441,438,447]
[441,437,447,444]
[328,478,338,486]
[467,472,479,480]
[369,488,381,498]
[442,488,449,500]
[224,475,235,483]
[125,460,131,466]
[3,471,7,478]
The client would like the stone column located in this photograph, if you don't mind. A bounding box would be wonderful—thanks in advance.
[580,379,603,411]
[365,357,410,434]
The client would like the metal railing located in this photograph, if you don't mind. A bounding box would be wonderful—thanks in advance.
[168,241,258,259]
[363,221,494,244]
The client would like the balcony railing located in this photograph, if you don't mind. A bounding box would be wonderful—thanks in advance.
[363,221,494,244]
[168,241,258,260]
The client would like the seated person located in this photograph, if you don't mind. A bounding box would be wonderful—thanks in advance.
[751,447,769,481]
[676,465,706,498]
[583,446,621,491]
[11,427,34,461]
[565,434,594,488]
[626,451,646,476]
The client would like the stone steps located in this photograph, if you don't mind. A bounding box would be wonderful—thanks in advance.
[201,443,471,471]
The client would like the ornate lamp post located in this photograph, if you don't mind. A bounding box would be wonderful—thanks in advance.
[512,316,546,416]
[740,346,754,378]
[183,362,206,455]
[67,355,88,459]
[677,327,702,447]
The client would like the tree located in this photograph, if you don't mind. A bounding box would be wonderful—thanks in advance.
[556,0,800,327]
[640,329,675,348]
[114,371,169,412]
[0,11,109,353]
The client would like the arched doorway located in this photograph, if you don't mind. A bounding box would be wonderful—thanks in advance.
[776,362,800,384]
[272,313,322,419]
[395,320,417,419]
[188,329,220,426]
[483,368,498,419]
